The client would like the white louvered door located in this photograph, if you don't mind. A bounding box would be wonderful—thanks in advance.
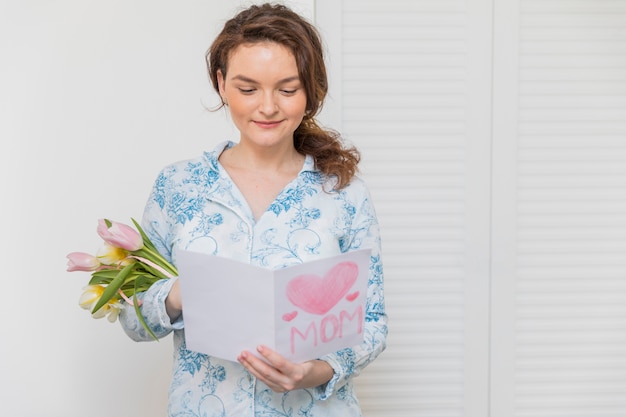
[491,1,626,416]
[317,0,493,416]
[317,0,626,416]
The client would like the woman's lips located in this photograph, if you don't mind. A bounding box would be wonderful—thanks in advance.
[254,120,282,129]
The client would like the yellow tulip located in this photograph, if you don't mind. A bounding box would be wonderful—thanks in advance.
[91,302,123,322]
[78,285,124,322]
[96,243,132,266]
[78,285,104,310]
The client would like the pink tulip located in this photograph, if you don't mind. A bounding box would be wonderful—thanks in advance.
[97,219,143,251]
[67,252,101,272]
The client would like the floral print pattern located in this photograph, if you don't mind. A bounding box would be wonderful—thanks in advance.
[119,141,387,417]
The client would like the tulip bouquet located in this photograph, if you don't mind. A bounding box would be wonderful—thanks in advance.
[66,218,177,340]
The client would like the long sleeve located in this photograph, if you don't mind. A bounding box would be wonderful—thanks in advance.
[118,169,183,341]
[118,277,183,341]
[317,186,388,399]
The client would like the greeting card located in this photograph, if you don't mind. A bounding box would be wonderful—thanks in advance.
[175,248,370,362]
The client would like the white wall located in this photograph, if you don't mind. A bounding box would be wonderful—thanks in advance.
[0,1,311,416]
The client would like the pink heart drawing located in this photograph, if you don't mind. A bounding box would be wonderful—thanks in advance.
[286,261,358,315]
[346,291,360,302]
[282,311,298,322]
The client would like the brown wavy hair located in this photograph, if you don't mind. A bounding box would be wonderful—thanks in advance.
[206,3,360,189]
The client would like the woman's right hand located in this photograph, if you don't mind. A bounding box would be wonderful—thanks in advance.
[165,279,183,323]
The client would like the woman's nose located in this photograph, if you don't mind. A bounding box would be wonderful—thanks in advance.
[259,91,278,115]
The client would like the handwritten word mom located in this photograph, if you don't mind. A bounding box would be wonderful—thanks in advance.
[290,305,364,354]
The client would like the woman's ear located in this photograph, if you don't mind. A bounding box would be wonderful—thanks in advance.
[217,69,226,102]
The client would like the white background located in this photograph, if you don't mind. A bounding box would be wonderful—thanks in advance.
[0,1,312,416]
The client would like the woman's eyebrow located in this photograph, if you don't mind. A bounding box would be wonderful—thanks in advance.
[231,74,300,84]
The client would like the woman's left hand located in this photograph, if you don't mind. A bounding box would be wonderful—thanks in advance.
[237,345,334,393]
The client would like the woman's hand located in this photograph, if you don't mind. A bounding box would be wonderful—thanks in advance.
[237,345,334,393]
[165,279,183,323]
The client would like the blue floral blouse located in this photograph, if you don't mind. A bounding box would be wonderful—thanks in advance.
[119,141,388,417]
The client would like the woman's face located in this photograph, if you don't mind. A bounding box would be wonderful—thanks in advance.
[217,42,307,150]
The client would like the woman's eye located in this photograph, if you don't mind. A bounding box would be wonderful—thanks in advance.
[281,89,298,95]
[238,88,255,94]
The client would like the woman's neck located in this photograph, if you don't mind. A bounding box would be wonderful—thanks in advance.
[224,142,304,174]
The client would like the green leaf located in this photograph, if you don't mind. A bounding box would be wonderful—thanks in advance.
[91,262,136,314]
[88,269,120,285]
[120,273,158,291]
[133,275,158,341]
[131,218,157,252]
[88,275,113,286]
[91,269,121,279]
[130,218,178,277]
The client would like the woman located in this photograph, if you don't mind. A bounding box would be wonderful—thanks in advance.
[120,3,387,416]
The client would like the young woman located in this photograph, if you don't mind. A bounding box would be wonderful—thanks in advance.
[120,4,387,416]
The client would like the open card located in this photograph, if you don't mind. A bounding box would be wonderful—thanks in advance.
[175,248,370,363]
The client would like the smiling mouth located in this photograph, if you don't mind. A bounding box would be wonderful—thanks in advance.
[254,120,282,128]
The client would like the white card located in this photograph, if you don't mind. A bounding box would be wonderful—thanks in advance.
[175,248,370,363]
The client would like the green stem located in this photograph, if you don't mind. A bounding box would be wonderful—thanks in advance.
[134,247,178,276]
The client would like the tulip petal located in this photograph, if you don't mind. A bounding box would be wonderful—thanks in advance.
[96,243,130,266]
[107,308,121,323]
[78,285,104,310]
[97,219,143,251]
[67,252,101,272]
